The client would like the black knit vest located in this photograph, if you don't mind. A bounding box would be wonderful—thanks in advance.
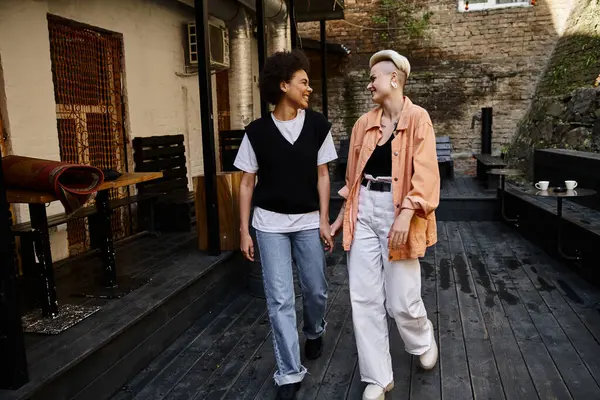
[246,109,331,214]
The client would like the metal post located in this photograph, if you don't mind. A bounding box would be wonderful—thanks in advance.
[320,20,328,119]
[0,149,29,389]
[195,0,221,255]
[289,0,297,49]
[29,204,58,315]
[481,107,492,154]
[257,0,269,117]
[94,190,117,288]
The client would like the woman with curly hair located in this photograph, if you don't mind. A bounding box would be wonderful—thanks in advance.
[330,50,440,400]
[234,49,337,400]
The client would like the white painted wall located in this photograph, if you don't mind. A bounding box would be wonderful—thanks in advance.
[0,0,224,260]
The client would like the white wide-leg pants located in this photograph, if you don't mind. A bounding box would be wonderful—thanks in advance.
[348,186,432,388]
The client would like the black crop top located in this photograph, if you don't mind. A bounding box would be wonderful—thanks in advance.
[363,135,392,177]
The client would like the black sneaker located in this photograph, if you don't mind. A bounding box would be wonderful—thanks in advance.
[305,336,323,360]
[277,382,301,400]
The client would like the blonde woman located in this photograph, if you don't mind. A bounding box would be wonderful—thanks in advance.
[330,50,440,400]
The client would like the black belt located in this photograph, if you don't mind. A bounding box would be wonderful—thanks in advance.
[361,178,392,192]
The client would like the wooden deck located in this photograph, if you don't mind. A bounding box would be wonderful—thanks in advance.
[1,231,241,400]
[440,175,496,199]
[111,221,600,400]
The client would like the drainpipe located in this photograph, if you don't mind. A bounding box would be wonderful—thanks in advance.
[266,0,290,54]
[481,107,493,154]
[227,1,290,129]
[227,6,254,129]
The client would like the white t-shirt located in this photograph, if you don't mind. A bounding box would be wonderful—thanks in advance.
[233,109,338,233]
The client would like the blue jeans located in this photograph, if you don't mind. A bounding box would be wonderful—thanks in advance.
[256,228,328,386]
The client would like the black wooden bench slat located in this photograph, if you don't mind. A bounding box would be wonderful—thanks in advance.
[108,193,159,209]
[133,134,195,231]
[337,139,350,162]
[135,157,186,172]
[132,135,185,147]
[219,130,245,140]
[138,177,188,194]
[435,136,454,183]
[133,145,185,161]
[10,193,160,233]
[219,130,245,172]
[156,167,187,180]
[473,153,506,166]
[158,191,195,204]
[539,148,600,161]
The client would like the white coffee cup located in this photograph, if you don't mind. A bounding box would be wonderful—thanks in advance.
[535,181,549,190]
[565,180,578,190]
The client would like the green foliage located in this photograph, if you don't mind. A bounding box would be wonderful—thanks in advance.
[370,0,433,42]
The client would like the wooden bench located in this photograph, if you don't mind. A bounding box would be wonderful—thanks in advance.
[8,172,164,315]
[436,136,454,185]
[219,130,245,172]
[336,138,350,181]
[133,135,196,232]
[10,183,158,236]
[335,136,455,185]
[473,153,506,188]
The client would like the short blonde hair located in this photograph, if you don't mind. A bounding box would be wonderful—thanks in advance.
[369,50,411,79]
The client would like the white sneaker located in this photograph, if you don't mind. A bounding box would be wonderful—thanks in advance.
[419,319,438,370]
[362,382,394,400]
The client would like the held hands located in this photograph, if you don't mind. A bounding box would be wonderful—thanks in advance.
[388,209,414,250]
[240,232,254,262]
[320,220,334,253]
[240,221,334,261]
[330,218,343,239]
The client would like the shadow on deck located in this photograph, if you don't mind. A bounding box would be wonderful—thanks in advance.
[111,222,600,400]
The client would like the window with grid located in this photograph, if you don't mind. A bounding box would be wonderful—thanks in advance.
[458,0,531,12]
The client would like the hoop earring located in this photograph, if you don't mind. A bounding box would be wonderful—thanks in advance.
[391,81,398,89]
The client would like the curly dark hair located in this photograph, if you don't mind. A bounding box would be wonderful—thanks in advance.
[259,49,310,105]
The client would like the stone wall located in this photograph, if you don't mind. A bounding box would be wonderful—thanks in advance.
[507,0,600,176]
[299,0,574,173]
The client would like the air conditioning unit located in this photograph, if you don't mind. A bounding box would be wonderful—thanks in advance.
[186,16,230,70]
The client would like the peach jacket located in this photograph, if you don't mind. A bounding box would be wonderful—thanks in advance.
[338,97,440,260]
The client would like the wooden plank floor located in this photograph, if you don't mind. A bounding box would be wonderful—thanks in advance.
[22,230,200,351]
[2,231,234,400]
[112,222,600,400]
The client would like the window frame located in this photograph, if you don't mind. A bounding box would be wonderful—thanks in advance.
[457,0,531,12]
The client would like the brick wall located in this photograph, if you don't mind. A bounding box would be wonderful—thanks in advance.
[299,0,574,173]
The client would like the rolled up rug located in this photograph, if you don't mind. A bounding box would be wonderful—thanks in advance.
[2,155,104,213]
